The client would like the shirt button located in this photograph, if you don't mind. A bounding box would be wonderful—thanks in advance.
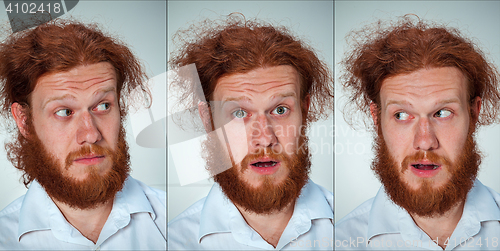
[95,246,101,251]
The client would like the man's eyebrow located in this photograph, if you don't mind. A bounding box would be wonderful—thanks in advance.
[222,96,251,103]
[95,86,116,96]
[385,98,461,108]
[437,98,460,105]
[272,92,297,99]
[42,87,117,110]
[42,94,76,109]
[385,100,412,108]
[222,92,297,103]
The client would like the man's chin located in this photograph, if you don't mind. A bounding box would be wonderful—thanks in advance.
[403,173,451,191]
[213,152,310,214]
[241,174,287,190]
[66,164,112,180]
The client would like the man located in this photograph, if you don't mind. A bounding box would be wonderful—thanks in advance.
[167,16,334,250]
[335,17,500,250]
[0,20,166,249]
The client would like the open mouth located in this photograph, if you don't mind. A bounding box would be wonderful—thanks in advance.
[411,164,439,170]
[251,161,278,168]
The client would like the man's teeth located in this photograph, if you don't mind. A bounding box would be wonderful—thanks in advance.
[412,164,439,170]
[253,161,277,168]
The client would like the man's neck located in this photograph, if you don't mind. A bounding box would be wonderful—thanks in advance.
[52,198,113,244]
[235,200,295,248]
[410,200,465,250]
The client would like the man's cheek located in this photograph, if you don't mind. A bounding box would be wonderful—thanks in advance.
[218,118,247,165]
[279,134,301,156]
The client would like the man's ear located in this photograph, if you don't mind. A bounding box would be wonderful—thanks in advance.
[470,96,482,124]
[198,101,214,133]
[11,102,29,138]
[369,102,379,127]
[302,94,311,119]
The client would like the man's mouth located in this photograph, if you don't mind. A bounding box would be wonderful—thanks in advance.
[251,161,278,168]
[75,154,105,161]
[73,154,105,165]
[411,164,439,170]
[248,158,281,175]
[409,160,442,178]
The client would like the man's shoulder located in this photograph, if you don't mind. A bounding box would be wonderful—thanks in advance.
[0,194,24,221]
[335,197,374,238]
[168,196,206,229]
[128,177,167,236]
[484,184,500,205]
[132,178,166,205]
[0,195,25,243]
[307,180,334,207]
[167,195,207,248]
[0,194,24,217]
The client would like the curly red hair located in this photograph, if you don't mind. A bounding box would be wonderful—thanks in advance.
[0,19,149,127]
[342,16,500,128]
[169,15,333,126]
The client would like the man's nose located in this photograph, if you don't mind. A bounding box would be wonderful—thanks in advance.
[76,112,102,145]
[413,117,438,151]
[250,114,277,149]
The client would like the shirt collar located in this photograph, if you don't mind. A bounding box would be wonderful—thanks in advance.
[367,179,500,240]
[115,177,156,220]
[366,186,402,240]
[296,179,334,221]
[17,176,154,241]
[18,180,55,240]
[198,179,333,243]
[197,182,235,242]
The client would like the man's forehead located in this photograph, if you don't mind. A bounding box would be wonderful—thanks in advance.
[213,65,301,101]
[35,62,117,92]
[32,62,118,107]
[380,67,468,105]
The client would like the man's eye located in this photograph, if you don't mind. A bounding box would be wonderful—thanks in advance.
[272,106,289,115]
[435,109,452,118]
[232,109,248,119]
[95,103,110,111]
[55,109,72,117]
[395,111,410,121]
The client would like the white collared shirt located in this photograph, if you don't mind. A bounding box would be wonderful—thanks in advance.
[0,176,166,250]
[168,179,334,250]
[335,180,500,250]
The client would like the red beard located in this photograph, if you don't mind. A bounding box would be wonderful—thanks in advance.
[202,132,311,214]
[7,120,130,210]
[372,123,480,217]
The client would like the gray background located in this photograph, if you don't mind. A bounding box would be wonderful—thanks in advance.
[168,1,334,222]
[335,1,500,222]
[0,1,166,211]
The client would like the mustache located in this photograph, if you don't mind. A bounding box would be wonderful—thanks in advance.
[65,144,113,169]
[400,151,452,172]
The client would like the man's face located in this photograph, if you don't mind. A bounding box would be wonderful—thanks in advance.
[30,62,120,180]
[11,62,130,210]
[212,65,305,187]
[377,67,476,189]
[204,65,310,213]
[372,67,481,216]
